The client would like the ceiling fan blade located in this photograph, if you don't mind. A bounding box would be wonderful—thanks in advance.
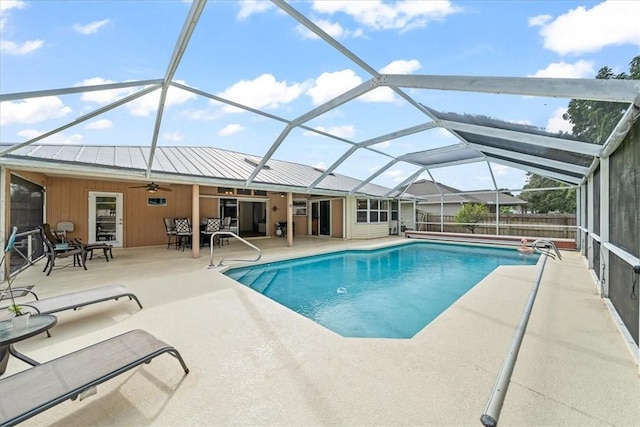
[129,185,149,189]
[157,187,172,192]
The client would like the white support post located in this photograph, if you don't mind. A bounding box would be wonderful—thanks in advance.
[599,158,610,297]
[575,186,581,250]
[587,176,594,271]
[580,184,587,257]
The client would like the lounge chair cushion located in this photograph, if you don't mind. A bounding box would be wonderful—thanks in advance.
[0,329,189,426]
[13,284,142,316]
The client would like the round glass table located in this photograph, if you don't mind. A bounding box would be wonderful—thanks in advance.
[0,314,57,375]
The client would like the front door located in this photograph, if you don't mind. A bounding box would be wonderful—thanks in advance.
[88,191,123,247]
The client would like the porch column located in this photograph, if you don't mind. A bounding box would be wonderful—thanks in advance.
[287,192,293,247]
[192,184,200,258]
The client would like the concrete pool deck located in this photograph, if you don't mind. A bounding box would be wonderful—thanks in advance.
[4,236,640,426]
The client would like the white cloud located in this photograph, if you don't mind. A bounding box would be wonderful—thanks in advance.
[491,164,509,176]
[0,1,43,54]
[437,128,455,138]
[0,39,43,54]
[17,128,83,144]
[73,19,110,35]
[313,162,327,170]
[531,1,640,55]
[307,69,362,105]
[528,14,552,27]
[218,124,244,136]
[295,19,363,40]
[162,132,184,142]
[546,107,573,134]
[217,74,303,113]
[380,59,422,74]
[311,125,356,139]
[76,78,195,116]
[531,59,595,78]
[312,0,460,32]
[0,1,27,12]
[77,77,134,104]
[237,0,274,20]
[383,168,406,182]
[1,97,72,126]
[361,86,397,103]
[372,140,390,149]
[84,119,112,130]
[127,84,196,117]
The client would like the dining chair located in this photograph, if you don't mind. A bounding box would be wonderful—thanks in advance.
[174,218,192,251]
[163,217,178,249]
[202,218,221,248]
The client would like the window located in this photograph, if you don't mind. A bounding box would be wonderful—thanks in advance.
[147,197,167,206]
[253,190,267,196]
[356,198,389,223]
[391,201,398,221]
[236,188,252,195]
[293,200,307,216]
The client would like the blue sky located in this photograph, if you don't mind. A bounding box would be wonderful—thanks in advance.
[1,0,639,192]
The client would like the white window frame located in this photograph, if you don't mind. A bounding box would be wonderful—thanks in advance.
[356,198,389,223]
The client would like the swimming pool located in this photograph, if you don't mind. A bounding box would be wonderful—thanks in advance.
[225,242,538,338]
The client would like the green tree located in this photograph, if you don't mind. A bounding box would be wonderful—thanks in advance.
[563,55,640,144]
[519,173,576,214]
[455,203,490,233]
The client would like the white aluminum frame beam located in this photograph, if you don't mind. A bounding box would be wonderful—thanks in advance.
[382,74,640,102]
[0,79,163,102]
[486,156,582,184]
[0,84,161,157]
[383,167,427,197]
[146,0,207,178]
[245,80,376,185]
[439,119,601,156]
[465,142,589,175]
[349,159,398,194]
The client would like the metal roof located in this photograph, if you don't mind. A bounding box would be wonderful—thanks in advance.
[1,0,639,195]
[2,144,399,198]
[403,179,526,206]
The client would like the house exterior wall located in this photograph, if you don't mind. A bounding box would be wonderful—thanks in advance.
[345,196,389,239]
[43,176,194,247]
[417,202,463,215]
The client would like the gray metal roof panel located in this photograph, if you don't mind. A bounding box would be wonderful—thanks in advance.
[3,144,400,197]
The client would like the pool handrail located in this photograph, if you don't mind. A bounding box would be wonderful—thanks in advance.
[208,231,262,267]
[480,240,561,427]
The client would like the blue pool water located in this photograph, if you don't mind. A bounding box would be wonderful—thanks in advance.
[225,242,538,338]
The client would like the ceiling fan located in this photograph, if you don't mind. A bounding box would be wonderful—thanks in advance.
[129,182,172,193]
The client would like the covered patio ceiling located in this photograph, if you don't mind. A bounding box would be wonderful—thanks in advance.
[1,0,639,195]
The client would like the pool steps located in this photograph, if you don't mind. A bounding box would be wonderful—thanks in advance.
[253,270,279,293]
[227,267,281,294]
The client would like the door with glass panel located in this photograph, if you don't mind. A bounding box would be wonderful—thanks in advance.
[311,200,331,236]
[88,191,123,247]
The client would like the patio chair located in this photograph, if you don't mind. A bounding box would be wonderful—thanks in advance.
[38,225,87,276]
[201,218,221,248]
[0,329,189,427]
[163,217,178,249]
[174,217,192,251]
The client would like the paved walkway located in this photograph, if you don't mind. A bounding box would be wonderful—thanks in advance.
[5,237,639,426]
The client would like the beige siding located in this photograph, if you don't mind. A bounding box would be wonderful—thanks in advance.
[346,196,390,239]
[44,176,194,247]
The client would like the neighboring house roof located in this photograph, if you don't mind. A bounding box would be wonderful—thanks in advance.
[403,179,526,206]
[2,144,407,199]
